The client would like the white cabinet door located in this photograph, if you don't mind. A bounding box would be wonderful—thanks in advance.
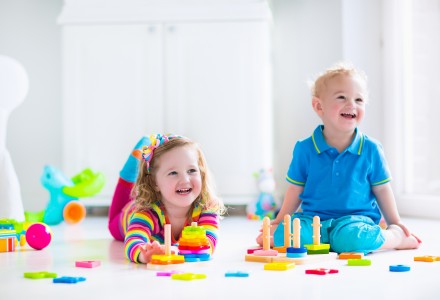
[164,21,273,204]
[62,24,165,200]
[62,21,272,205]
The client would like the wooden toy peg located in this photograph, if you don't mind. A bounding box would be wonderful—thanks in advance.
[293,218,301,248]
[312,216,321,245]
[262,216,271,251]
[283,215,291,247]
[191,222,198,227]
[164,224,171,256]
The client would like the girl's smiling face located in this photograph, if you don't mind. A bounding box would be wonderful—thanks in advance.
[153,145,202,211]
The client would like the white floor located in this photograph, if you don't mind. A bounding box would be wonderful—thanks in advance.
[1,215,440,300]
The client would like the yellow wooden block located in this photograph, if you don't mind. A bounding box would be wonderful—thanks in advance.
[171,273,206,281]
[264,262,295,271]
[304,243,330,251]
[150,254,185,265]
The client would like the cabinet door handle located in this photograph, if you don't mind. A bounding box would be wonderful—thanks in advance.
[148,26,156,33]
[167,25,176,33]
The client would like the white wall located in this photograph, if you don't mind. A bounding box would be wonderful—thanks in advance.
[0,0,383,212]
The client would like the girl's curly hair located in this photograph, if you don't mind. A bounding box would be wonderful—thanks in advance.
[132,137,226,217]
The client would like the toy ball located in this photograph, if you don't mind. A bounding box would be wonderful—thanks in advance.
[26,222,52,250]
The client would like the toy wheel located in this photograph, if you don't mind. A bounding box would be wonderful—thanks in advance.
[63,201,86,224]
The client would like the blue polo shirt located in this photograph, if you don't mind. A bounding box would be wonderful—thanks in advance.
[286,125,391,224]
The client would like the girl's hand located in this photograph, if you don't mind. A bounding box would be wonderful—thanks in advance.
[138,241,165,264]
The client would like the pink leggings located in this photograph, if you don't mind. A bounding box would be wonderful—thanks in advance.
[107,178,134,241]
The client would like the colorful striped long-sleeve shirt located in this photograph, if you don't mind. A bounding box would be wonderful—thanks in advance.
[122,201,219,263]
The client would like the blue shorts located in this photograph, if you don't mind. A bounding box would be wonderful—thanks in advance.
[273,213,385,254]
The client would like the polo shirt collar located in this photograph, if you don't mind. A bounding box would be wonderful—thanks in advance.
[312,125,364,155]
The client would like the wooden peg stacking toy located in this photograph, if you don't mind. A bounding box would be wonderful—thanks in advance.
[293,218,301,248]
[312,216,321,245]
[245,215,337,264]
[284,215,291,248]
[245,217,278,262]
[149,224,185,266]
[304,216,330,254]
[253,217,278,256]
[273,215,291,253]
[285,217,307,258]
[177,222,211,262]
[164,223,171,256]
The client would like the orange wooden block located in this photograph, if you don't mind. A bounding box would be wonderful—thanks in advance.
[273,246,286,253]
[414,255,440,262]
[339,252,364,259]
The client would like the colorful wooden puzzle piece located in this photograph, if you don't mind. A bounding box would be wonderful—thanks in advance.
[53,276,86,284]
[389,264,410,272]
[171,273,206,281]
[264,262,295,271]
[414,255,440,262]
[24,271,57,279]
[347,259,371,266]
[225,271,249,277]
[305,268,339,275]
[339,252,364,259]
[75,260,101,268]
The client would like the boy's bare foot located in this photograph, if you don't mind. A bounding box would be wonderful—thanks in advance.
[387,224,421,250]
[379,224,421,251]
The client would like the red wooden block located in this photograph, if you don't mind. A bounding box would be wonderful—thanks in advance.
[305,268,339,275]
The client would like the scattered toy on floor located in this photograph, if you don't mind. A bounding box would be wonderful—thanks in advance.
[25,165,105,226]
[389,265,410,272]
[245,215,337,264]
[24,271,57,279]
[305,268,339,275]
[25,222,52,250]
[75,260,101,268]
[53,276,86,284]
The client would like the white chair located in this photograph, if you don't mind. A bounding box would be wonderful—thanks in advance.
[0,55,29,221]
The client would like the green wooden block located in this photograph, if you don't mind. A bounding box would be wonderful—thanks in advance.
[307,249,330,255]
[347,259,371,266]
[24,271,58,279]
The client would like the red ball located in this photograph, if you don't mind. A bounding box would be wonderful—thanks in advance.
[26,223,52,250]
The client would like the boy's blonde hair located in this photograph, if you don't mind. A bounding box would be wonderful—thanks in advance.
[133,138,226,217]
[310,62,369,101]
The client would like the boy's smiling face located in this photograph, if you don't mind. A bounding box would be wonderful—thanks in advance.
[312,74,367,135]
